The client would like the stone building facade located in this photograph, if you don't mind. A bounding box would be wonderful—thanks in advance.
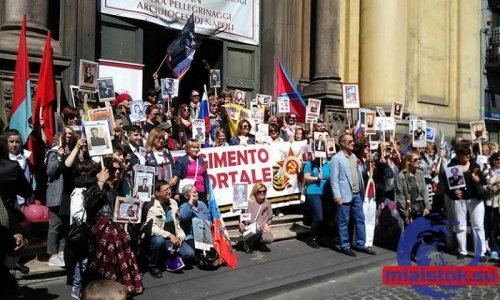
[0,0,490,142]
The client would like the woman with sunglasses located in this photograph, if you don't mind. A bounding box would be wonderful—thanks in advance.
[143,104,161,134]
[444,141,487,261]
[396,151,431,225]
[268,124,284,143]
[84,157,143,295]
[229,119,255,146]
[239,183,274,253]
[172,104,193,148]
[62,106,80,126]
[144,128,177,186]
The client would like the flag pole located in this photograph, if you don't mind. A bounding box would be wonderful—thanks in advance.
[155,53,169,75]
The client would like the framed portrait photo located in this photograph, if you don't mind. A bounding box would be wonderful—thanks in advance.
[79,59,99,90]
[376,106,386,117]
[129,100,146,123]
[277,96,290,114]
[233,183,248,210]
[256,94,272,106]
[134,168,155,202]
[445,166,466,190]
[470,121,487,142]
[161,78,179,98]
[342,83,360,109]
[193,218,213,251]
[306,98,321,123]
[364,112,376,135]
[83,120,113,157]
[113,197,142,224]
[210,69,221,88]
[313,132,328,158]
[426,127,436,143]
[97,77,115,102]
[391,101,404,121]
[411,119,427,148]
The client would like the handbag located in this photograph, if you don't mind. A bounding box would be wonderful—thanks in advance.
[177,159,199,194]
[242,204,262,240]
[66,212,90,259]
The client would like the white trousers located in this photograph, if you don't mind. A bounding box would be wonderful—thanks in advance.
[453,198,486,256]
[363,197,377,247]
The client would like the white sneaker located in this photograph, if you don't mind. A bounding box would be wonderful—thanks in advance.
[71,286,81,299]
[48,255,65,267]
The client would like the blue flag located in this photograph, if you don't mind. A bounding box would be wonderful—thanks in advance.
[167,14,196,80]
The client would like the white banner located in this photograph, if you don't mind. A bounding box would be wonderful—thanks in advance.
[172,141,306,214]
[100,0,260,45]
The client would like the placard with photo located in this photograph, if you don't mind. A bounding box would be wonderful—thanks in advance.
[193,218,213,251]
[233,183,248,210]
[250,103,265,125]
[364,111,376,135]
[300,144,314,162]
[161,78,179,98]
[80,89,99,115]
[376,106,386,117]
[192,119,206,143]
[391,101,404,121]
[313,132,328,158]
[134,166,156,202]
[210,69,221,88]
[411,119,427,148]
[445,166,466,190]
[306,98,321,123]
[234,89,246,106]
[375,117,395,131]
[70,85,81,108]
[256,94,272,106]
[87,107,115,135]
[470,121,487,142]
[83,120,113,157]
[325,138,336,157]
[97,77,115,102]
[277,96,290,114]
[129,100,146,123]
[426,127,436,142]
[342,83,360,109]
[113,197,142,224]
[79,59,98,90]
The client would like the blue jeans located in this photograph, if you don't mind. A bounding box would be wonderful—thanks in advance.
[307,194,323,238]
[337,193,366,250]
[73,258,87,290]
[149,236,195,268]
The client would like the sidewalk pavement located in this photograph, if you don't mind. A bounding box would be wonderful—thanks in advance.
[17,238,397,300]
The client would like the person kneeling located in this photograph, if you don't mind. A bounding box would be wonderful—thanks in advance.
[239,183,274,253]
[147,180,195,278]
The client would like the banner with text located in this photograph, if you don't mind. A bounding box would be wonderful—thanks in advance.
[101,0,260,45]
[172,141,306,215]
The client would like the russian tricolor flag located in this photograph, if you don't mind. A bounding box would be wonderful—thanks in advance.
[275,62,307,123]
[10,15,32,144]
[198,85,210,146]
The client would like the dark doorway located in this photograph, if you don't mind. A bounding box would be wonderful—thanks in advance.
[142,22,223,104]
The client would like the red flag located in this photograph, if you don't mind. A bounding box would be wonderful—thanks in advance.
[275,62,307,123]
[32,31,56,148]
[10,15,32,144]
[212,219,237,268]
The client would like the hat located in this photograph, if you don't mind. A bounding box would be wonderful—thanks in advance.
[157,122,172,131]
[317,118,325,124]
[112,93,131,107]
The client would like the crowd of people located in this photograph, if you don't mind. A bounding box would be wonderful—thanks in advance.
[1,75,500,299]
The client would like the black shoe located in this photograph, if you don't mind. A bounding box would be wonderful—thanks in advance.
[243,241,253,254]
[13,263,30,274]
[258,244,271,252]
[480,256,488,263]
[457,253,467,260]
[357,246,376,255]
[307,238,320,249]
[341,248,357,257]
[149,267,163,278]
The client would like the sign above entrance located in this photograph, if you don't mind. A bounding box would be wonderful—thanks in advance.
[100,0,260,45]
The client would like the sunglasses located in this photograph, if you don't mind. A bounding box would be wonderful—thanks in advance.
[256,190,267,194]
[270,130,278,133]
[242,125,250,129]
[413,158,421,162]
[192,95,200,98]
[344,140,354,144]
[289,116,297,120]
[153,113,160,116]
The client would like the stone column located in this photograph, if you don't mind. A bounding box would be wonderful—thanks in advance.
[301,0,343,104]
[359,0,408,107]
[298,0,311,86]
[0,0,62,54]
